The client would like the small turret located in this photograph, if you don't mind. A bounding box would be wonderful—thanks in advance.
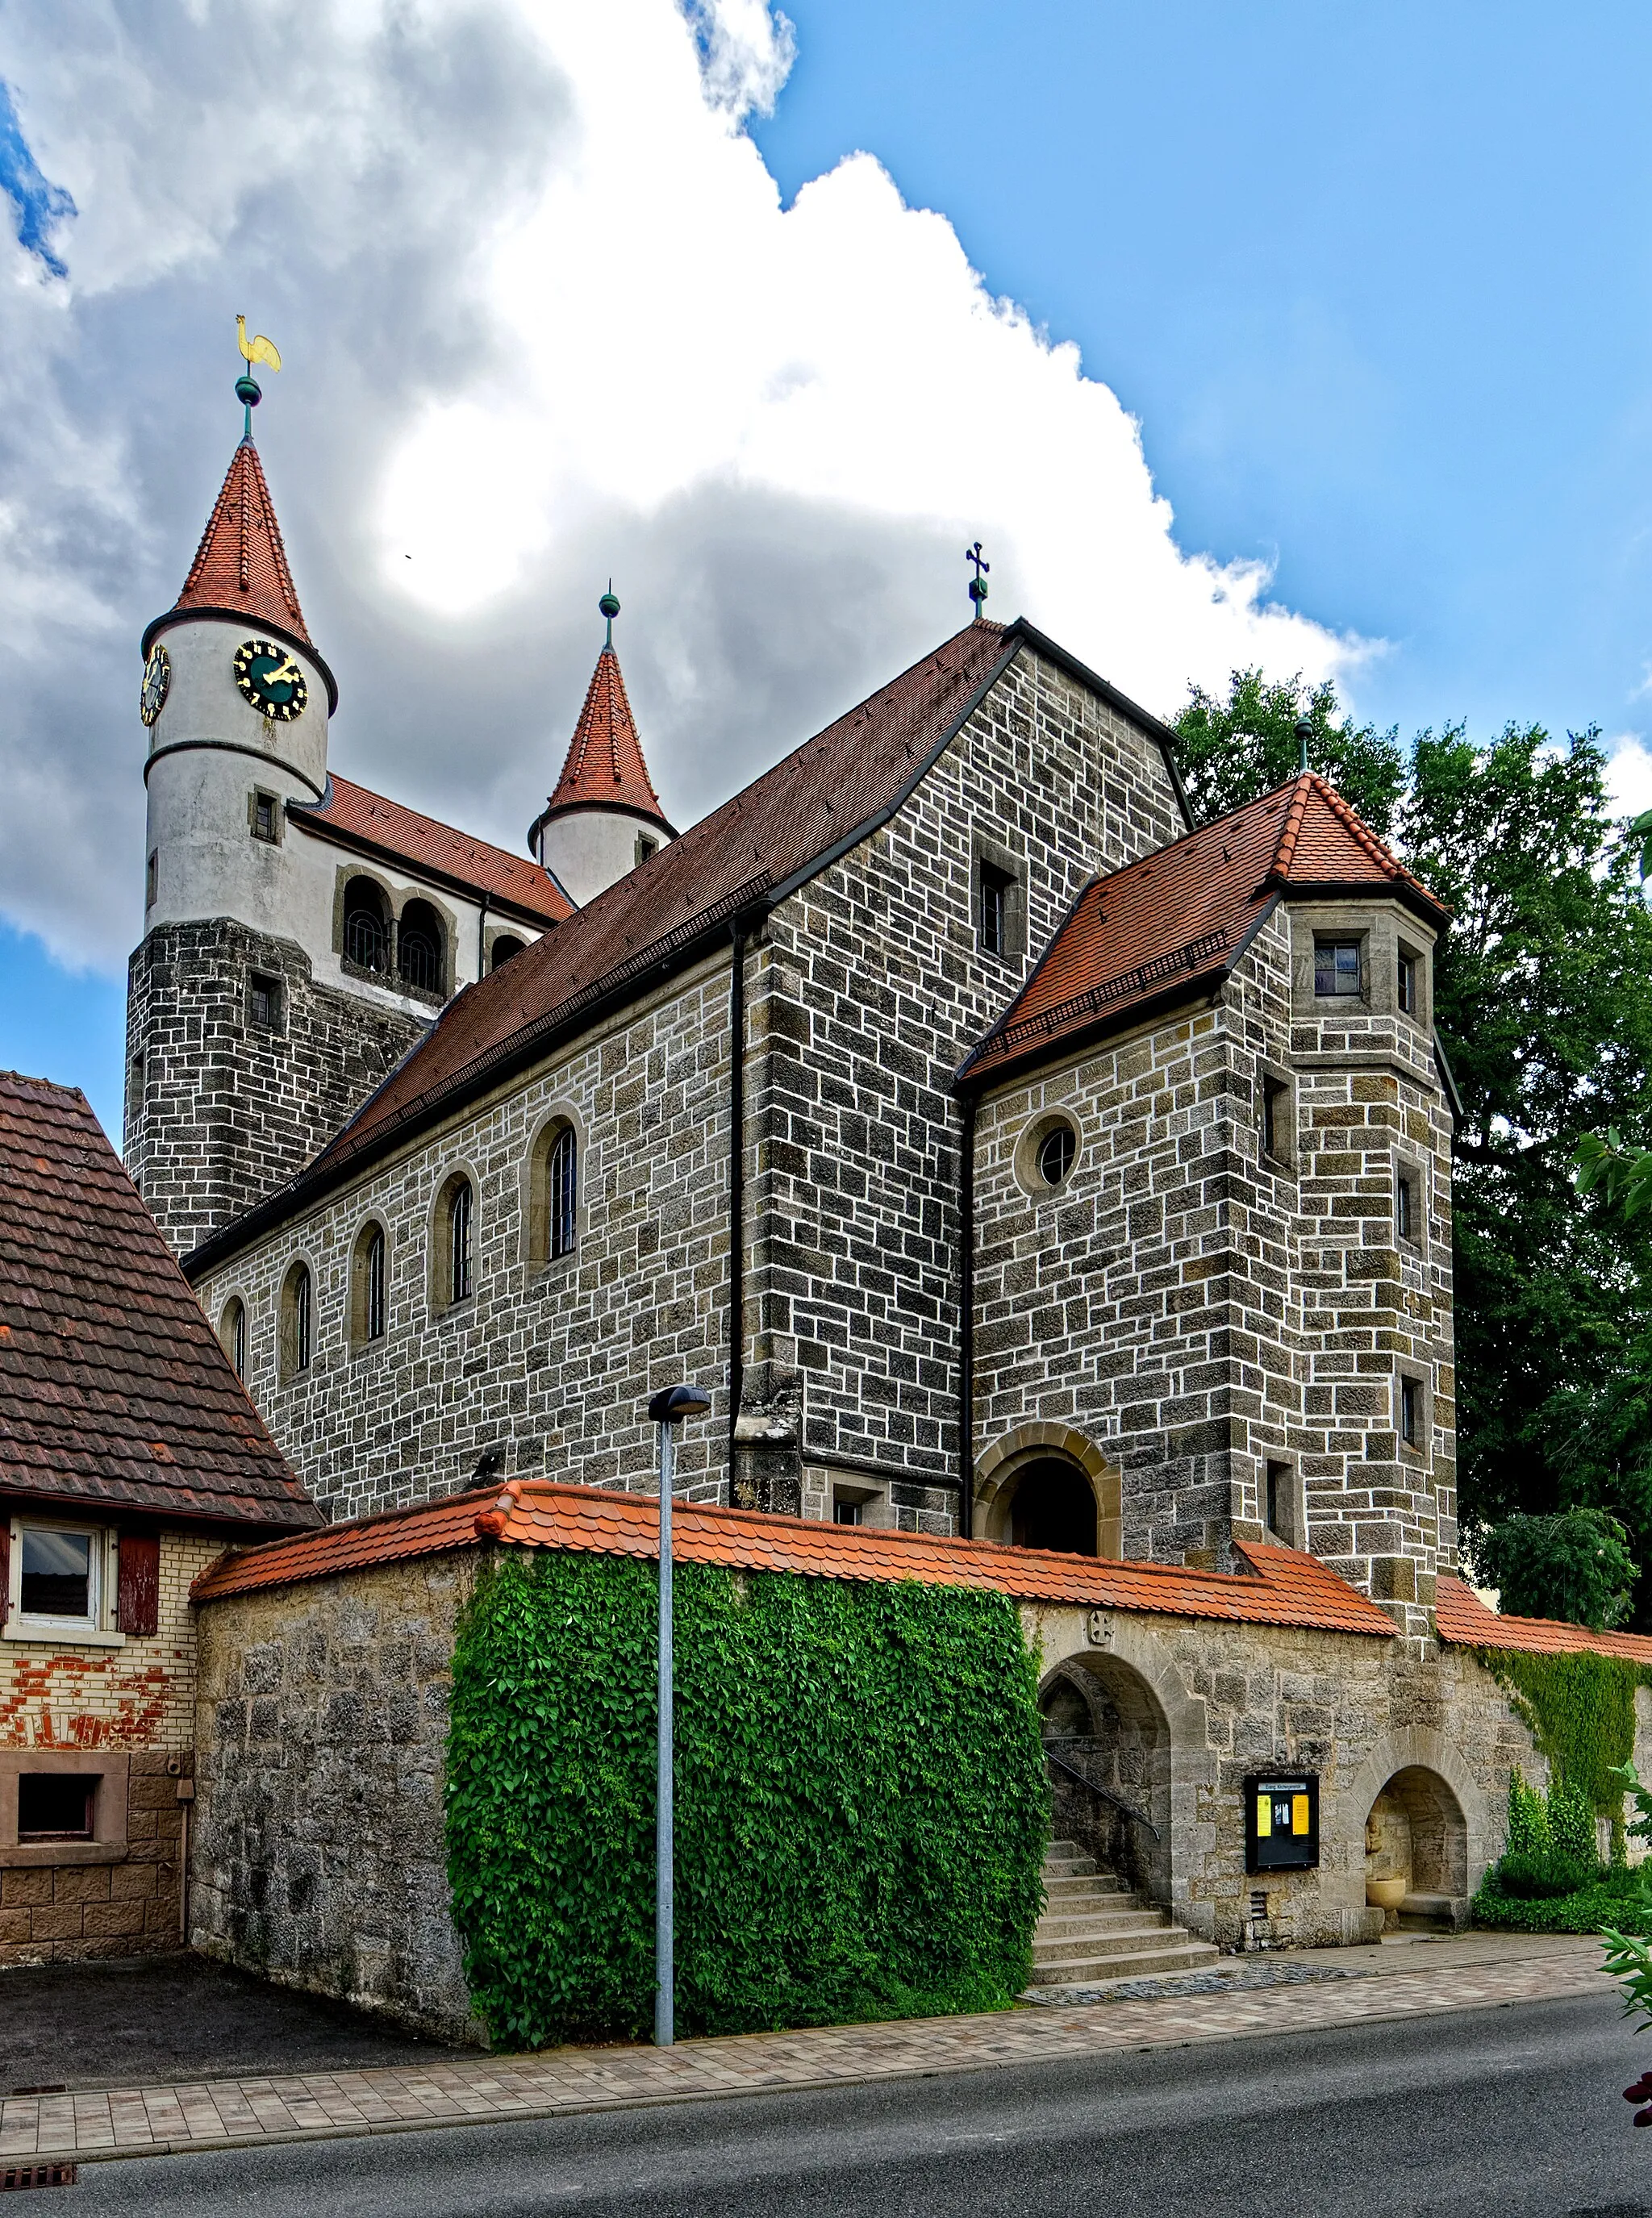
[528,591,674,906]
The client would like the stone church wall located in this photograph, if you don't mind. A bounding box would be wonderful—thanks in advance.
[127,920,427,1261]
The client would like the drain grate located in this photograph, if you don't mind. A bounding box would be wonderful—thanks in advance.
[0,2166,77,2192]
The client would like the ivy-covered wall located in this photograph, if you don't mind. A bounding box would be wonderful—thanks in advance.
[445,1552,1049,2049]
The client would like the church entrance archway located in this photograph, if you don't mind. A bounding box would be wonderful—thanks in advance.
[1364,1766,1468,1924]
[1039,1656,1172,1903]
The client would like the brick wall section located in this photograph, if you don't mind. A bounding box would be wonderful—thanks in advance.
[972,897,1454,1641]
[190,648,1184,1528]
[126,921,427,1261]
[191,1552,483,2042]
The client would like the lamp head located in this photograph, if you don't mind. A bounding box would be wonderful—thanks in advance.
[648,1383,712,1426]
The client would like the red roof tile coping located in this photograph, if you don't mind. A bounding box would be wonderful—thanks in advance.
[192,1478,1395,1634]
[965,772,1448,1083]
[1434,1574,1652,1664]
[293,776,574,926]
[541,646,671,835]
[0,1071,319,1532]
[169,439,310,644]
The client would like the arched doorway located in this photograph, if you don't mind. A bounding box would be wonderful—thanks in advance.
[974,1427,1122,1557]
[1365,1766,1468,1925]
[1039,1657,1172,1903]
[1012,1459,1097,1554]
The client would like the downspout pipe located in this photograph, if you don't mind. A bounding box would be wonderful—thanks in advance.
[728,920,747,1483]
[957,1091,976,1538]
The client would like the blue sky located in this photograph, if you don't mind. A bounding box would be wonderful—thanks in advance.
[3,1,1650,1144]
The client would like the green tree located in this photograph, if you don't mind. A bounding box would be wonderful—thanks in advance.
[1174,668,1406,833]
[1475,1508,1637,1632]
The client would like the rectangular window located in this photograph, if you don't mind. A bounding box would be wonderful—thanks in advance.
[19,1527,97,1626]
[1314,940,1363,998]
[146,851,158,909]
[251,790,280,844]
[1261,1075,1291,1165]
[978,861,1012,958]
[18,1774,97,1844]
[635,833,657,865]
[833,1497,863,1527]
[1395,1167,1420,1245]
[1265,1462,1283,1538]
[1397,950,1419,1015]
[1400,1376,1422,1449]
[249,973,281,1030]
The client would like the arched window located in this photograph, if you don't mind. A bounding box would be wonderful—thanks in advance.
[342,876,390,973]
[279,1262,312,1381]
[219,1297,246,1381]
[1007,1458,1097,1556]
[548,1127,577,1260]
[490,935,525,972]
[434,1174,475,1308]
[350,1220,386,1347]
[398,898,444,994]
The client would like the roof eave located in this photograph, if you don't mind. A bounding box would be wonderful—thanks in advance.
[957,961,1236,1095]
[530,794,678,841]
[1269,873,1450,932]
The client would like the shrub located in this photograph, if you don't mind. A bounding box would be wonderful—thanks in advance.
[444,1550,1050,2049]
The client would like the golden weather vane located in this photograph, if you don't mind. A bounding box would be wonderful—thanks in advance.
[236,315,282,373]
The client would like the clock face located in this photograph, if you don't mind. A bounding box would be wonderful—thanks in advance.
[233,638,309,723]
[139,643,171,728]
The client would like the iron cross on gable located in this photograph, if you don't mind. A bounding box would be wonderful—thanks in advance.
[966,541,990,618]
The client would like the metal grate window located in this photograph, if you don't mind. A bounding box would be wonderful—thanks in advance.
[344,906,387,970]
[549,1128,578,1261]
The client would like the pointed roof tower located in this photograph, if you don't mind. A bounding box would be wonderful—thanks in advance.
[528,592,675,907]
[141,347,336,710]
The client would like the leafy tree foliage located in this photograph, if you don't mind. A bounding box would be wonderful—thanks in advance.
[1475,1508,1637,1632]
[1172,680,1652,1626]
[1173,667,1406,832]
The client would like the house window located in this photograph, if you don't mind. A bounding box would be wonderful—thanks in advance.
[978,861,1012,958]
[1037,1124,1076,1189]
[1400,1375,1423,1450]
[251,790,281,844]
[490,935,525,972]
[18,1774,96,1843]
[833,1498,862,1527]
[398,898,445,994]
[19,1527,97,1625]
[1314,940,1363,998]
[1395,1166,1420,1246]
[249,973,282,1030]
[549,1128,578,1261]
[636,834,658,866]
[1397,950,1420,1015]
[280,1261,312,1379]
[219,1297,247,1381]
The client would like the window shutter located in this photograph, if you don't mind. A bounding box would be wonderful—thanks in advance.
[116,1533,160,1637]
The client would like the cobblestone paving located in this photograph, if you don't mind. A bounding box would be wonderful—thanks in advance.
[0,1939,1608,2169]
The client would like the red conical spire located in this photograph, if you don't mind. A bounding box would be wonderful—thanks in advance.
[544,641,671,834]
[171,437,311,644]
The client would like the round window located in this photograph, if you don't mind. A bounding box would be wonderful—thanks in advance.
[1036,1121,1076,1189]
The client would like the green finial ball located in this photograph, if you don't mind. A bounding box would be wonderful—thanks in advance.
[599,590,620,622]
[236,373,262,408]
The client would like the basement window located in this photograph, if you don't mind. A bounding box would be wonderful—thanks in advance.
[18,1774,97,1844]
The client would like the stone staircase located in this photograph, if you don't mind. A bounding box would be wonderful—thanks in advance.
[1030,1839,1220,1988]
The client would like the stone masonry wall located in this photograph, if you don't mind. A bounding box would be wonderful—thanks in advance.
[126,919,428,1261]
[190,645,1184,1528]
[972,892,1454,1640]
[191,1550,482,2042]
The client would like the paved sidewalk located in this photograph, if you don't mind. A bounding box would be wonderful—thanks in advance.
[0,1932,1612,2170]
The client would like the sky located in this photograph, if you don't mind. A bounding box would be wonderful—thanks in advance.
[2,0,1650,1141]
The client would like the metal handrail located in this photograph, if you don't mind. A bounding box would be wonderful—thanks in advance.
[1043,1742,1161,1841]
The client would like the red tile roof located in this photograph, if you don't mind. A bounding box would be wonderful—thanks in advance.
[537,646,672,836]
[167,438,310,644]
[292,777,574,927]
[1435,1574,1652,1663]
[962,773,1447,1084]
[192,1478,1394,1635]
[0,1073,319,1532]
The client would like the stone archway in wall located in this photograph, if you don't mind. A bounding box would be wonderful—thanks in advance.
[976,1426,1123,1559]
[1340,1728,1491,1921]
[1037,1655,1174,1907]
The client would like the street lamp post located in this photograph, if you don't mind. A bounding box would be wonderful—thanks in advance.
[646,1382,711,2049]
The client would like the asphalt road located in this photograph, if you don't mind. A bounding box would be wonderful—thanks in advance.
[65,1991,1652,2218]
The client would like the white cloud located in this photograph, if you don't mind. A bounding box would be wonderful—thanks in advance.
[0,0,1363,972]
[1605,735,1652,822]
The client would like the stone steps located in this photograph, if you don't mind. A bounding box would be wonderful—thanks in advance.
[1029,1839,1220,1990]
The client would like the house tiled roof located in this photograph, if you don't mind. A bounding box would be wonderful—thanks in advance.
[537,646,672,836]
[0,1073,319,1531]
[166,438,310,644]
[186,617,1028,1276]
[192,1477,1395,1636]
[1434,1574,1652,1663]
[291,776,574,927]
[962,773,1448,1085]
